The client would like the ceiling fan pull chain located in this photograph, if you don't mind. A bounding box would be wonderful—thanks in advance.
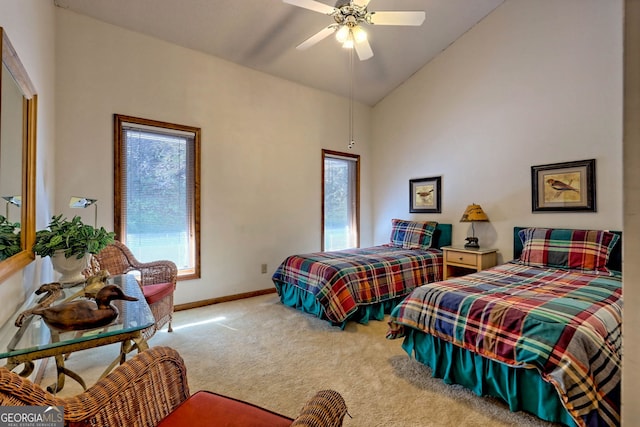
[348,47,355,149]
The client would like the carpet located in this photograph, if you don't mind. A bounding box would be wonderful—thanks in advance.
[41,294,558,426]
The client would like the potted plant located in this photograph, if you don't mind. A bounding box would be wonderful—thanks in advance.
[0,215,21,261]
[33,215,115,283]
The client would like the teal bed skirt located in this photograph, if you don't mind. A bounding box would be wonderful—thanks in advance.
[275,281,405,329]
[402,328,577,427]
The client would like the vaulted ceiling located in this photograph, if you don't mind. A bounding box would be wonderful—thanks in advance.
[53,0,504,106]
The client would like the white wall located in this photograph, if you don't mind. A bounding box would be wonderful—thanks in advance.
[54,9,372,305]
[623,0,639,423]
[0,0,56,325]
[371,0,623,262]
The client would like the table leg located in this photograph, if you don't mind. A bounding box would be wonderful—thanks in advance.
[46,354,87,393]
[51,354,65,393]
[134,335,149,352]
[4,359,35,377]
[99,334,148,379]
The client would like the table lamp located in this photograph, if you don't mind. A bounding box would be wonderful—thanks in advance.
[2,195,21,221]
[460,203,489,248]
[69,197,98,227]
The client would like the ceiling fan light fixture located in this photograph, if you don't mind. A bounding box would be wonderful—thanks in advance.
[335,25,350,43]
[352,26,367,43]
[285,0,426,60]
[342,37,354,49]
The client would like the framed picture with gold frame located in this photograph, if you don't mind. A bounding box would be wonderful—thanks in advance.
[410,176,441,213]
[531,159,596,212]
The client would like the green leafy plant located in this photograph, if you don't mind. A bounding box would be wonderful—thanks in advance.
[0,215,21,261]
[33,215,115,259]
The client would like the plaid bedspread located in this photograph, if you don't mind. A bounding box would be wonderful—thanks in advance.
[272,245,443,323]
[387,262,622,427]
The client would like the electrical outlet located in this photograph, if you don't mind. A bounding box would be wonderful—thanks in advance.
[261,263,267,274]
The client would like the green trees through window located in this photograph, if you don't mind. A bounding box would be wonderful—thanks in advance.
[124,132,188,234]
[114,115,201,279]
[322,150,359,251]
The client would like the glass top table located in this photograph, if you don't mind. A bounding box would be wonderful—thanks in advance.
[0,274,154,392]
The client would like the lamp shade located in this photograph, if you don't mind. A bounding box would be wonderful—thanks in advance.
[352,26,367,43]
[69,197,97,208]
[2,195,22,207]
[69,197,98,227]
[335,25,350,43]
[460,204,489,222]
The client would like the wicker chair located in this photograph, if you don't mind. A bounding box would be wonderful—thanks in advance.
[0,346,349,427]
[86,241,177,339]
[0,346,189,427]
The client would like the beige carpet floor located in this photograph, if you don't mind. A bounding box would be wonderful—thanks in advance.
[41,294,559,427]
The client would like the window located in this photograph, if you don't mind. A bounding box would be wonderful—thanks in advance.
[114,114,201,279]
[322,149,360,251]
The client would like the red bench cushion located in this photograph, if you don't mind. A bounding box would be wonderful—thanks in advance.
[142,282,174,305]
[157,390,294,427]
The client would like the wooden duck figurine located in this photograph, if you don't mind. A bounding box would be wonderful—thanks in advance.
[62,269,111,303]
[31,285,137,332]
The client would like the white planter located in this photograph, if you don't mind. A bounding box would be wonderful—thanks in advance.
[50,250,91,284]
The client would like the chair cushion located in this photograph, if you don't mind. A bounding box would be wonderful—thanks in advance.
[142,282,174,305]
[157,390,293,427]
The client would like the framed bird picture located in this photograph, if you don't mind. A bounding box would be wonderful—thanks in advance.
[410,176,442,213]
[531,159,596,212]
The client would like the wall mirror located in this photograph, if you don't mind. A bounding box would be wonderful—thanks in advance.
[0,27,37,282]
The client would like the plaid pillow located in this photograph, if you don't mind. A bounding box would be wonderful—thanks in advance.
[390,219,438,250]
[517,227,619,274]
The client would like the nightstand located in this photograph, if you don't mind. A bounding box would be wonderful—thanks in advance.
[442,246,498,279]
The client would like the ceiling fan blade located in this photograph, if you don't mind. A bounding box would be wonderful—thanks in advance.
[283,0,337,15]
[368,11,426,26]
[296,25,337,50]
[354,38,373,61]
[354,0,371,7]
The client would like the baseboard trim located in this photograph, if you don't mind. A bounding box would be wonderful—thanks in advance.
[174,288,277,312]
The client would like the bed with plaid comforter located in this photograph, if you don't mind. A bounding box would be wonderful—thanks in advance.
[272,245,443,324]
[387,262,621,427]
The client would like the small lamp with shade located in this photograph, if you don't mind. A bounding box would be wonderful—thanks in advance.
[69,197,98,228]
[2,195,21,221]
[459,203,489,249]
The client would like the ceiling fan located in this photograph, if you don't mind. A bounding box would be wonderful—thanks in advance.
[283,0,426,61]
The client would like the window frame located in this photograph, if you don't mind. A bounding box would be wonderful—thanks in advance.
[321,149,360,251]
[114,114,201,280]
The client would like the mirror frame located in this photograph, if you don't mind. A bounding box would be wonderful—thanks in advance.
[0,28,37,283]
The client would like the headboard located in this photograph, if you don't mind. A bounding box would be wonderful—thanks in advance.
[513,227,622,272]
[432,224,452,249]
